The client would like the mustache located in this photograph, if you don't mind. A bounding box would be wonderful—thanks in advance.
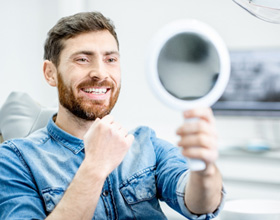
[78,78,114,89]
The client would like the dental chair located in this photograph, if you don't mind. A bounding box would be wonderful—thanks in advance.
[0,92,57,142]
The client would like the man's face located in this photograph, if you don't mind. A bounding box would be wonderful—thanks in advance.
[56,30,121,120]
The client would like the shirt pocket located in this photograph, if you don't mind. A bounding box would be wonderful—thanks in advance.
[119,166,167,219]
[119,166,157,204]
[41,187,65,213]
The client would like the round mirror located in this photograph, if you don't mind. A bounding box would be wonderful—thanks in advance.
[147,20,231,171]
[147,19,230,110]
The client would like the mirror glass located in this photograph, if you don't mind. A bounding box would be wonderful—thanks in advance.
[147,20,230,111]
[157,33,220,100]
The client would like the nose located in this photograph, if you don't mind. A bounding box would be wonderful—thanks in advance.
[89,58,108,80]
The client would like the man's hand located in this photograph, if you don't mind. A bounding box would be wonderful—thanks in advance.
[176,107,223,214]
[176,107,218,173]
[47,115,134,220]
[83,115,134,177]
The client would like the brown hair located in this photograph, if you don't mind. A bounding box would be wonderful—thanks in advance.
[44,11,119,67]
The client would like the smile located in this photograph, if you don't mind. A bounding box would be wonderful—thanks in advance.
[82,88,108,94]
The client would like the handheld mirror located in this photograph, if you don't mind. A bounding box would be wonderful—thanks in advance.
[147,20,230,171]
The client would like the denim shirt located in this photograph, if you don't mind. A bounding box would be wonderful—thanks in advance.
[0,117,225,220]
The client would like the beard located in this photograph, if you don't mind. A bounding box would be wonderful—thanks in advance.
[57,73,120,120]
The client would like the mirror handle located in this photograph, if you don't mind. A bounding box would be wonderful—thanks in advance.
[185,118,206,171]
[188,158,206,171]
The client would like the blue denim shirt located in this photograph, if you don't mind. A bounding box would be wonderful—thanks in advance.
[0,117,224,219]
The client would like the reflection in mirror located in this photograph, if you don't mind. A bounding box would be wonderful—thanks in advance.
[157,33,220,100]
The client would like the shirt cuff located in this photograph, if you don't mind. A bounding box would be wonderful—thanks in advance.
[176,171,227,220]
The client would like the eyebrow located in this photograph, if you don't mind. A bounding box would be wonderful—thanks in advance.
[105,51,120,57]
[70,50,120,58]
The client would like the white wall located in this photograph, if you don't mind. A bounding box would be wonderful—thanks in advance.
[0,0,86,108]
[1,0,280,143]
[0,0,56,107]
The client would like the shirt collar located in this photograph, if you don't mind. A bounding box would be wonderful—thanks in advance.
[47,115,84,154]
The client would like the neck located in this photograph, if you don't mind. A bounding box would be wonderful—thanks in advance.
[55,105,94,139]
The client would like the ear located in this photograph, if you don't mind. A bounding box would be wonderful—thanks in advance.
[43,60,58,87]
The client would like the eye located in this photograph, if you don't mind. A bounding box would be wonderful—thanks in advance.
[108,58,116,62]
[106,57,118,64]
[75,57,89,63]
[78,58,88,62]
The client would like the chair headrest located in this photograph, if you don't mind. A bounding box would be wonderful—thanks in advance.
[0,92,57,141]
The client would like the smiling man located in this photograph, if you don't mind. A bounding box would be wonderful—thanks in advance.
[0,12,225,219]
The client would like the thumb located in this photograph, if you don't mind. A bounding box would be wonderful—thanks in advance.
[126,134,134,146]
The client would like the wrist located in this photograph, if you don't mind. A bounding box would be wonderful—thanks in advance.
[193,163,217,177]
[80,157,108,182]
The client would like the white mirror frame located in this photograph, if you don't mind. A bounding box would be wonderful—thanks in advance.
[147,19,231,111]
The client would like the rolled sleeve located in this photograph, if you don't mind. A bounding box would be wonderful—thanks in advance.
[176,171,226,220]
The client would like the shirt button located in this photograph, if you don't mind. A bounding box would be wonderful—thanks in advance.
[102,190,109,197]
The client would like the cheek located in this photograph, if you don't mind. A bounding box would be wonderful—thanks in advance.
[112,70,121,88]
[116,77,121,87]
[58,67,80,89]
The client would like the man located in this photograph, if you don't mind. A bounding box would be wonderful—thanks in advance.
[0,12,225,219]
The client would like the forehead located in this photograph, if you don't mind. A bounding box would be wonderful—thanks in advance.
[61,30,119,55]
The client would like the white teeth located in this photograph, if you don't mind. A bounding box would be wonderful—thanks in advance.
[83,88,107,94]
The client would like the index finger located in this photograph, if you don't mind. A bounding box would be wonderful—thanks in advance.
[100,114,114,124]
[183,107,215,124]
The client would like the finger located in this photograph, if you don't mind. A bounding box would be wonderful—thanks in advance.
[101,114,115,124]
[125,134,135,146]
[177,134,218,150]
[111,121,122,131]
[183,107,215,124]
[107,121,131,140]
[176,119,217,136]
[86,115,115,139]
[117,126,129,137]
[181,147,219,164]
[85,118,101,137]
